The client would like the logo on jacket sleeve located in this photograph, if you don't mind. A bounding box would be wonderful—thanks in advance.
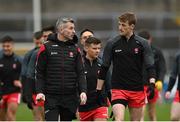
[69,52,74,58]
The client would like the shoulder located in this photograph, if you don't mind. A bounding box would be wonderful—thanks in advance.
[24,48,36,60]
[152,46,163,54]
[134,34,148,46]
[31,49,39,58]
[97,56,102,64]
[107,35,121,45]
[13,54,23,63]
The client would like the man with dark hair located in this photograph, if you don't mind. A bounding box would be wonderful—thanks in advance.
[0,36,22,121]
[138,30,166,121]
[80,29,94,46]
[79,29,94,56]
[42,25,55,41]
[35,17,87,121]
[96,12,156,121]
[79,37,108,121]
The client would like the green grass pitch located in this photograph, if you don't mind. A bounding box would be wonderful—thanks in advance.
[16,103,171,121]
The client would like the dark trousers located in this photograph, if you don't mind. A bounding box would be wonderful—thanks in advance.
[45,105,75,121]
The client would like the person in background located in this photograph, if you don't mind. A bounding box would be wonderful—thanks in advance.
[22,26,55,103]
[96,12,156,121]
[0,36,22,121]
[25,31,44,121]
[79,29,94,56]
[138,30,166,121]
[165,51,180,121]
[41,25,55,41]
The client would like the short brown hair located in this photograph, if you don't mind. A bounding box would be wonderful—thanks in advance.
[119,12,137,25]
[85,37,101,47]
[1,35,14,43]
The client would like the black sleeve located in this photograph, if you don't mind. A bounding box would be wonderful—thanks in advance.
[156,48,166,81]
[104,68,112,92]
[142,40,156,80]
[35,45,47,94]
[167,54,179,91]
[98,40,114,80]
[75,48,87,93]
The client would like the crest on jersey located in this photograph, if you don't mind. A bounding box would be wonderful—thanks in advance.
[69,52,74,58]
[134,48,139,54]
[13,64,17,69]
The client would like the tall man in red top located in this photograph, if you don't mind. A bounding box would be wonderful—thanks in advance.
[96,12,156,121]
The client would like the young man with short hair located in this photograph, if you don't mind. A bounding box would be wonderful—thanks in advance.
[0,36,22,121]
[79,37,108,121]
[96,12,156,121]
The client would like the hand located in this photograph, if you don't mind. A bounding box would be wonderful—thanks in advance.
[80,92,87,105]
[165,91,171,99]
[147,83,155,99]
[14,80,22,88]
[36,93,45,101]
[96,90,107,106]
[155,81,163,91]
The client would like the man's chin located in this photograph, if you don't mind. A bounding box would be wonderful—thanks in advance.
[119,33,124,36]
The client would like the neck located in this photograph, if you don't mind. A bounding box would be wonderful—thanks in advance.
[126,31,134,40]
[86,54,95,62]
[57,33,67,42]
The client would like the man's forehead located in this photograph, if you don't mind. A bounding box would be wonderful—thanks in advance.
[82,31,94,37]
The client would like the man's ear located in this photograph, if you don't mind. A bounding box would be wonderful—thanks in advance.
[131,24,135,30]
[84,45,89,52]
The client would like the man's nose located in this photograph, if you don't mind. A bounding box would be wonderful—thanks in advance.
[73,29,76,34]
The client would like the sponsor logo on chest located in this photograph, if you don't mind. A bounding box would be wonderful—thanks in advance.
[115,49,122,53]
[51,52,58,55]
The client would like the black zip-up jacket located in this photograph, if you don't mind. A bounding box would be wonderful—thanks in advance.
[143,46,166,85]
[35,33,87,95]
[0,53,22,95]
[167,51,180,92]
[79,57,107,112]
[98,34,156,91]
